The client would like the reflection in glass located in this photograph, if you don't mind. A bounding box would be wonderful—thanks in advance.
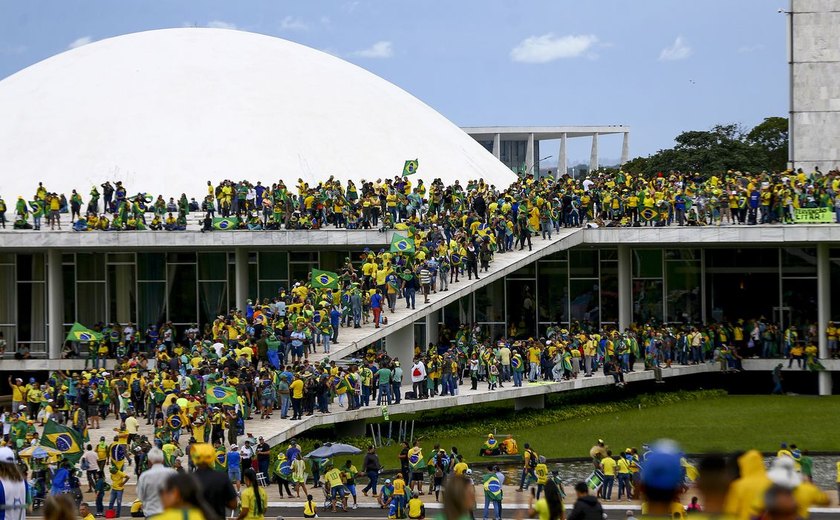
[569,279,599,324]
[633,279,663,323]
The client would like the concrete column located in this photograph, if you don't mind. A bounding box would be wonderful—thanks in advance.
[492,133,501,160]
[234,247,248,311]
[514,394,545,411]
[589,132,599,173]
[618,245,632,331]
[386,323,415,367]
[817,243,831,395]
[47,249,63,360]
[620,132,630,166]
[558,133,568,178]
[525,133,535,174]
[425,309,439,350]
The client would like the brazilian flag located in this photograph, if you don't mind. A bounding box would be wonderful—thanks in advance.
[311,269,339,290]
[167,414,183,430]
[109,439,128,471]
[390,233,415,254]
[450,253,462,266]
[29,200,45,218]
[640,207,657,221]
[206,385,238,406]
[41,420,83,463]
[483,474,503,500]
[212,217,239,230]
[66,322,103,343]
[214,447,227,472]
[408,449,426,471]
[402,159,418,177]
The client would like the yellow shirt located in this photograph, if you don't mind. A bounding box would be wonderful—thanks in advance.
[83,514,96,520]
[240,485,268,520]
[392,478,406,496]
[325,468,344,489]
[617,457,630,474]
[453,462,468,476]
[290,379,304,399]
[601,457,617,476]
[11,384,24,402]
[148,508,205,520]
[408,497,424,519]
[111,470,128,491]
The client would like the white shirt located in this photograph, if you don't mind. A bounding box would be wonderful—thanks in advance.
[411,361,426,383]
[136,464,177,517]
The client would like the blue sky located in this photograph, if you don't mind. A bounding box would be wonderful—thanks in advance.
[0,0,787,164]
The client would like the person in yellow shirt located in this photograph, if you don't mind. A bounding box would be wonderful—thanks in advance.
[599,451,617,500]
[237,469,268,520]
[616,453,632,501]
[392,473,407,516]
[303,494,317,518]
[289,374,304,420]
[407,491,425,519]
[324,463,348,513]
[79,502,96,520]
[108,466,129,514]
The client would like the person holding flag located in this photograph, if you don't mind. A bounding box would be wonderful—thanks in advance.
[483,465,504,520]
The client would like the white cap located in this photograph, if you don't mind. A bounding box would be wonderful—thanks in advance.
[230,444,238,450]
[18,405,26,410]
[0,447,16,463]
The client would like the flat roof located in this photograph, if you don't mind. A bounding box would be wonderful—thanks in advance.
[462,125,629,140]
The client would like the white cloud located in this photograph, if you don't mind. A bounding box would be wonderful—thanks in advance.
[206,20,237,30]
[353,41,393,58]
[279,16,308,31]
[510,33,599,63]
[738,44,765,53]
[68,36,93,50]
[659,36,692,61]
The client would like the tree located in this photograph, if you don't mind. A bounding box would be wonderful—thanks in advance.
[746,117,789,172]
[623,118,788,176]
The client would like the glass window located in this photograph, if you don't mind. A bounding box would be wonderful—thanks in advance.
[665,249,700,261]
[76,283,106,327]
[831,261,840,321]
[258,252,289,280]
[475,279,505,323]
[633,279,663,323]
[665,260,701,323]
[108,264,136,324]
[599,249,618,261]
[506,279,536,338]
[138,282,166,328]
[167,252,196,264]
[706,272,778,324]
[569,250,597,278]
[632,250,662,278]
[17,282,45,342]
[289,263,316,284]
[198,253,228,281]
[0,265,16,324]
[510,264,536,277]
[569,279,599,324]
[258,281,285,301]
[167,264,197,324]
[543,250,568,261]
[16,254,45,282]
[107,253,134,263]
[538,262,568,324]
[76,253,105,281]
[62,264,75,324]
[290,252,319,262]
[783,278,818,325]
[705,248,778,269]
[137,253,165,281]
[0,253,14,264]
[442,296,473,330]
[199,281,228,325]
[781,248,817,275]
[600,261,618,324]
[318,251,344,273]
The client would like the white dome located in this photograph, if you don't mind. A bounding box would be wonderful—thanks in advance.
[0,28,514,200]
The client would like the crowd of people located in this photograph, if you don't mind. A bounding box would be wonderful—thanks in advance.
[2,167,840,232]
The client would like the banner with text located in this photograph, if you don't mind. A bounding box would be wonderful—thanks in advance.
[794,207,834,223]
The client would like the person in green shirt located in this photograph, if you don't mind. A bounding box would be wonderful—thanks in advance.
[375,366,392,406]
[342,460,360,510]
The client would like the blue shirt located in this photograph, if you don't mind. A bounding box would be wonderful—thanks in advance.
[371,293,383,309]
[286,446,301,462]
[227,451,241,470]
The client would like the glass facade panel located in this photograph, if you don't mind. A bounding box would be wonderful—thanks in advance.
[600,261,618,324]
[198,253,228,280]
[199,281,228,325]
[167,252,196,264]
[538,262,568,324]
[442,296,473,330]
[17,254,45,282]
[706,273,778,324]
[665,260,701,324]
[137,253,165,280]
[0,265,15,324]
[831,261,840,321]
[77,253,106,281]
[507,279,536,338]
[138,282,166,328]
[783,278,818,325]
[258,281,284,301]
[289,263,315,284]
[108,264,136,324]
[76,283,106,327]
[510,264,536,277]
[632,250,663,278]
[258,252,289,280]
[633,279,663,323]
[569,279,599,324]
[168,264,197,324]
[62,264,75,324]
[475,279,505,323]
[705,248,778,268]
[17,282,45,343]
[569,250,597,278]
[781,248,817,275]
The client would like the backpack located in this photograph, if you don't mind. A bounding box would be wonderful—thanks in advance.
[131,380,141,394]
[527,450,537,468]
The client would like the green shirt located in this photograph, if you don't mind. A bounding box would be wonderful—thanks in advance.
[375,368,392,384]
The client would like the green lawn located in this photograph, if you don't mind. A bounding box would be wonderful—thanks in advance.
[313,395,840,470]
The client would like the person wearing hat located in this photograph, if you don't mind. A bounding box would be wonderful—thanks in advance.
[7,376,26,413]
[0,447,27,518]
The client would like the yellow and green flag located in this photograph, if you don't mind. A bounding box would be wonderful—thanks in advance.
[66,322,102,343]
[311,269,339,290]
[109,439,128,471]
[211,217,239,230]
[215,446,228,472]
[390,233,415,254]
[29,200,45,218]
[41,420,84,463]
[402,159,418,177]
[206,385,238,406]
